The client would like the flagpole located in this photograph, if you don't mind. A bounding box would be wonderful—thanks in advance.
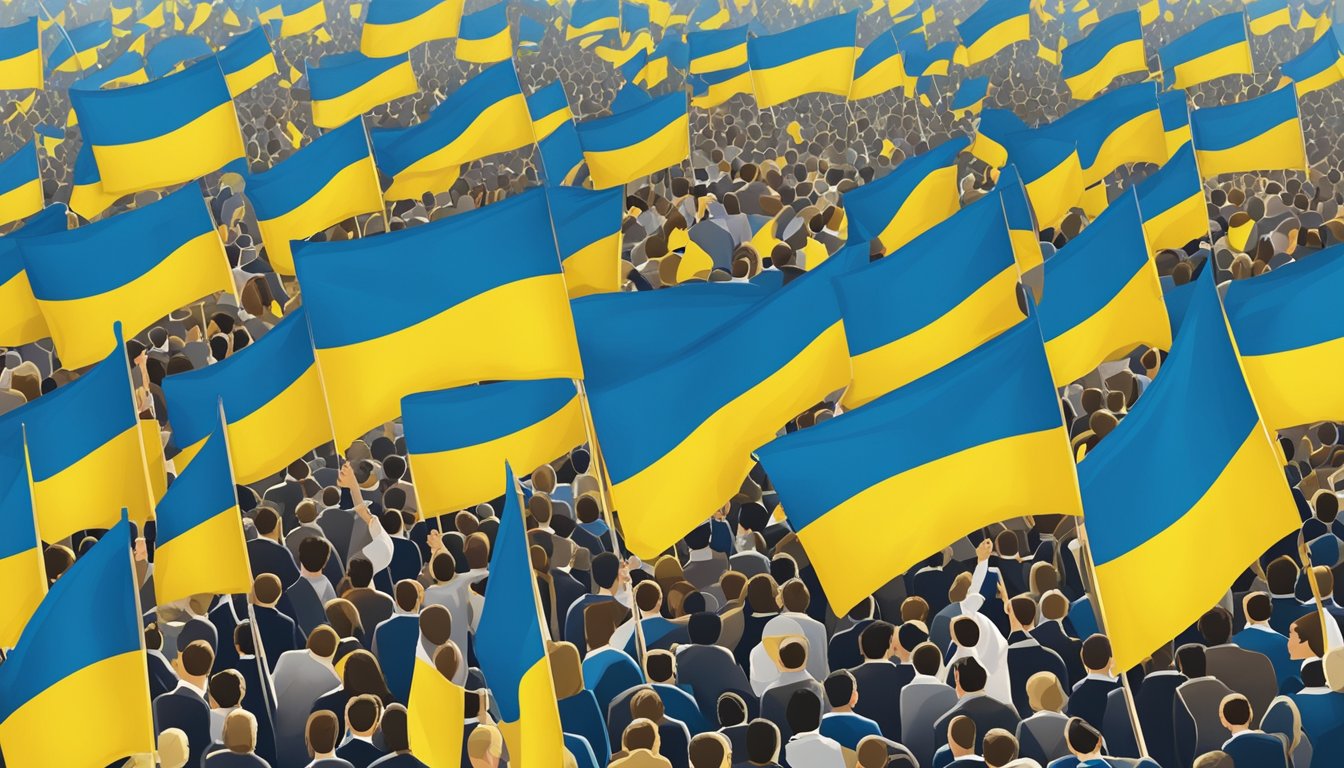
[117,323,162,540]
[123,508,159,765]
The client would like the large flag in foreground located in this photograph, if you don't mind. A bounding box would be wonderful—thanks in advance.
[1080,273,1300,671]
[842,136,967,253]
[0,204,65,348]
[577,91,689,189]
[0,414,44,649]
[1190,86,1307,179]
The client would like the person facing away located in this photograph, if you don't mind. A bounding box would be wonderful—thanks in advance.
[782,688,845,768]
[935,657,1021,754]
[819,669,882,750]
[1217,692,1290,768]
[366,704,428,767]
[273,626,342,768]
[1016,672,1070,767]
[759,637,824,743]
[687,732,732,768]
[1046,717,1119,768]
[155,639,216,768]
[203,709,271,768]
[901,641,958,768]
[335,694,386,768]
[1063,635,1118,731]
[731,719,782,768]
[611,718,675,768]
[940,715,981,768]
[288,537,338,638]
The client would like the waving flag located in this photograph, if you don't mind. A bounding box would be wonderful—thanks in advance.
[47,19,111,73]
[1061,10,1145,100]
[577,91,689,189]
[68,142,125,221]
[569,0,620,39]
[1280,29,1344,94]
[951,76,990,118]
[145,34,212,79]
[1136,142,1205,255]
[688,25,748,74]
[1190,86,1306,179]
[957,0,1029,66]
[0,17,42,90]
[1048,80,1164,185]
[1246,0,1291,35]
[0,205,64,348]
[842,136,967,253]
[546,185,624,297]
[280,0,327,36]
[1159,89,1190,158]
[971,107,1029,168]
[758,316,1081,613]
[997,164,1045,274]
[19,186,234,370]
[0,517,154,767]
[457,2,511,64]
[295,189,583,447]
[217,27,278,97]
[691,62,753,108]
[1002,130,1082,229]
[361,0,463,57]
[0,414,43,649]
[1081,273,1299,671]
[74,50,147,90]
[0,140,41,227]
[1158,14,1252,90]
[308,51,417,129]
[527,80,572,141]
[69,57,245,195]
[749,12,858,109]
[850,27,906,100]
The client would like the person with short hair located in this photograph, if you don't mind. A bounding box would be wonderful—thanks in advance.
[1231,591,1296,688]
[944,541,1012,708]
[1006,596,1069,719]
[612,718,673,768]
[155,639,216,768]
[466,724,503,768]
[289,536,337,637]
[1064,635,1118,730]
[273,626,343,767]
[851,620,909,742]
[820,670,882,750]
[372,579,423,704]
[735,719,782,768]
[1062,717,1115,767]
[336,694,385,768]
[943,715,980,768]
[1218,693,1289,768]
[366,704,425,767]
[901,641,958,768]
[157,728,190,768]
[760,637,824,742]
[935,657,1021,753]
[1191,752,1235,768]
[1174,643,1236,767]
[982,727,1028,768]
[688,732,731,768]
[781,689,844,768]
[203,709,269,767]
[1016,672,1069,766]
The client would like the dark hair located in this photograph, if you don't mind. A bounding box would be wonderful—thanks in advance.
[912,642,943,676]
[346,694,381,733]
[1266,556,1300,594]
[431,551,455,582]
[380,704,410,752]
[745,719,780,763]
[952,616,981,647]
[298,537,331,573]
[778,638,807,670]
[592,552,621,590]
[1198,607,1233,646]
[645,650,675,683]
[307,710,340,756]
[717,692,747,727]
[233,621,254,655]
[785,689,822,734]
[983,729,1019,767]
[347,556,373,588]
[1066,717,1101,754]
[953,657,988,693]
[948,715,976,750]
[1010,595,1037,627]
[1176,643,1207,678]
[1220,694,1252,727]
[307,625,339,657]
[1081,634,1112,672]
[181,640,215,677]
[824,671,856,708]
[689,733,728,768]
[688,612,721,645]
[859,621,896,660]
[394,580,422,612]
[253,507,279,536]
[897,622,928,653]
[209,670,244,708]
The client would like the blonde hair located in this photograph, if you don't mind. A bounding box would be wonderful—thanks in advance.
[467,725,503,759]
[157,728,190,768]
[1026,672,1066,713]
[222,709,258,753]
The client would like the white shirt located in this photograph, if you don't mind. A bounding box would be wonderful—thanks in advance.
[947,560,1013,706]
[783,730,845,768]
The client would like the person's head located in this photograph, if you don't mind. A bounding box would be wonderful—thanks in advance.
[949,572,973,603]
[645,649,677,683]
[855,735,889,768]
[467,724,503,767]
[952,657,988,696]
[780,579,810,614]
[952,616,981,649]
[744,718,781,764]
[1267,555,1300,596]
[307,625,339,661]
[824,670,858,710]
[298,536,331,575]
[688,611,722,645]
[1066,717,1103,758]
[900,596,929,624]
[176,640,214,684]
[222,709,258,754]
[346,694,382,737]
[745,573,779,613]
[549,641,585,698]
[688,732,731,768]
[630,688,665,722]
[1010,595,1037,632]
[1176,643,1208,678]
[1026,671,1066,713]
[420,604,452,647]
[307,710,341,757]
[254,507,280,541]
[634,580,663,616]
[911,641,943,677]
[859,620,896,661]
[896,621,928,658]
[340,650,392,703]
[1244,591,1272,625]
[1193,752,1235,768]
[251,573,283,608]
[1198,607,1233,646]
[777,637,807,672]
[394,579,423,613]
[380,704,411,753]
[1290,612,1326,660]
[785,688,823,736]
[1219,693,1253,733]
[622,718,660,754]
[326,598,363,640]
[718,691,748,728]
[430,551,456,584]
[1081,634,1113,675]
[983,728,1019,768]
[591,552,622,592]
[947,715,976,757]
[347,556,374,588]
[208,669,245,709]
[1040,590,1070,622]
[157,728,189,768]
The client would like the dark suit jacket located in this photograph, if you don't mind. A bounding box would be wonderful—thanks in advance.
[760,677,823,743]
[933,693,1021,752]
[1206,643,1278,726]
[248,537,300,587]
[827,619,873,672]
[388,538,423,585]
[202,752,270,768]
[336,737,385,768]
[146,650,177,700]
[1007,632,1069,718]
[344,588,395,642]
[1066,676,1119,730]
[1032,621,1083,688]
[677,644,756,720]
[559,690,612,767]
[233,656,277,764]
[1133,670,1184,768]
[208,596,247,672]
[1174,677,1234,768]
[253,604,301,670]
[286,576,332,638]
[372,614,419,704]
[1222,731,1290,768]
[852,660,913,741]
[153,687,211,768]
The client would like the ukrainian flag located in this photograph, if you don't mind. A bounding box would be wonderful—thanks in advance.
[850,27,906,100]
[583,248,862,558]
[1036,190,1170,385]
[0,205,64,348]
[950,76,989,119]
[475,464,567,764]
[75,50,148,90]
[0,140,41,227]
[18,327,155,540]
[1280,31,1344,94]
[518,14,546,50]
[1247,0,1291,36]
[1080,272,1300,671]
[145,34,212,79]
[0,416,44,650]
[1050,80,1164,185]
[217,27,278,97]
[972,107,1030,168]
[528,80,572,141]
[1001,130,1082,229]
[693,0,730,30]
[637,33,686,88]
[596,30,653,69]
[18,186,234,370]
[1158,14,1252,90]
[536,118,586,186]
[361,0,463,57]
[281,0,326,36]
[373,60,531,196]
[1136,142,1205,255]
[568,0,619,39]
[997,164,1045,274]
[308,51,417,129]
[294,189,583,447]
[0,18,42,91]
[1159,89,1190,159]
[68,57,244,195]
[154,413,252,606]
[0,516,154,767]
[1191,86,1305,179]
[688,25,748,74]
[957,0,1029,67]
[68,142,126,221]
[842,136,967,254]
[576,91,688,189]
[1223,244,1344,431]
[748,12,858,109]
[247,119,384,275]
[162,309,334,484]
[546,185,624,297]
[690,62,753,108]
[1061,10,1145,100]
[403,380,585,518]
[407,646,465,768]
[757,315,1081,614]
[457,2,511,64]
[837,189,1024,408]
[46,19,111,73]
[902,36,959,78]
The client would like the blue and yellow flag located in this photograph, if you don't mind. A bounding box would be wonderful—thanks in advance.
[690,62,753,108]
[1136,142,1205,255]
[997,164,1045,274]
[611,81,654,113]
[850,27,906,100]
[636,32,686,88]
[19,327,155,540]
[1191,86,1306,179]
[518,14,546,50]
[403,380,585,518]
[536,118,586,187]
[47,19,111,73]
[162,308,333,484]
[0,205,64,347]
[1001,130,1082,229]
[1158,13,1252,90]
[758,313,1081,614]
[0,415,44,650]
[1061,9,1145,100]
[280,0,326,36]
[957,0,1029,67]
[75,50,147,90]
[146,34,212,79]
[1048,80,1164,185]
[18,186,234,370]
[842,136,967,253]
[837,189,1023,408]
[569,0,620,39]
[971,107,1029,168]
[407,643,465,768]
[584,248,862,558]
[295,189,584,447]
[546,185,624,297]
[527,80,572,141]
[0,18,42,90]
[361,0,463,57]
[0,515,154,767]
[1280,28,1344,94]
[217,27,278,97]
[154,411,252,606]
[0,140,41,227]
[1080,272,1300,670]
[1224,244,1344,431]
[748,12,858,109]
[476,464,566,765]
[68,142,126,221]
[1246,0,1291,35]
[457,2,511,64]
[576,91,689,189]
[1036,190,1169,385]
[692,0,730,30]
[308,51,417,129]
[688,25,748,74]
[69,56,245,195]
[372,60,531,198]
[902,35,958,77]
[950,76,990,119]
[247,119,384,275]
[1159,89,1190,158]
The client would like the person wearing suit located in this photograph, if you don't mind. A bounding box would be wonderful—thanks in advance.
[1199,606,1278,725]
[372,581,423,705]
[781,689,845,768]
[1231,592,1298,691]
[203,710,270,768]
[759,639,824,743]
[909,551,956,620]
[1046,717,1122,768]
[941,715,984,768]
[380,510,423,586]
[552,641,613,768]
[342,557,395,637]
[1218,693,1290,768]
[819,670,882,750]
[1267,556,1315,635]
[935,657,1021,753]
[366,705,428,767]
[304,708,356,768]
[272,627,342,768]
[900,642,958,768]
[249,574,302,672]
[565,552,629,656]
[582,600,644,723]
[228,625,277,765]
[1064,635,1119,731]
[145,624,180,700]
[851,621,911,742]
[1007,596,1070,719]
[248,507,301,588]
[827,598,877,673]
[287,537,338,638]
[209,595,248,673]
[1017,672,1071,766]
[1033,591,1084,689]
[676,613,756,720]
[1173,644,1234,768]
[335,695,386,768]
[154,640,215,768]
[619,581,689,655]
[682,523,729,591]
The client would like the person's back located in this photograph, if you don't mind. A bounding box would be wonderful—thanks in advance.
[155,640,216,768]
[902,642,959,768]
[203,710,270,768]
[730,719,782,768]
[936,658,1021,753]
[1016,672,1070,766]
[612,718,675,768]
[1173,645,1234,768]
[781,689,845,768]
[273,628,342,768]
[759,638,823,743]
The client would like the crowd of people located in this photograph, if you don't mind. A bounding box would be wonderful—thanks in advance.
[5,0,1344,766]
